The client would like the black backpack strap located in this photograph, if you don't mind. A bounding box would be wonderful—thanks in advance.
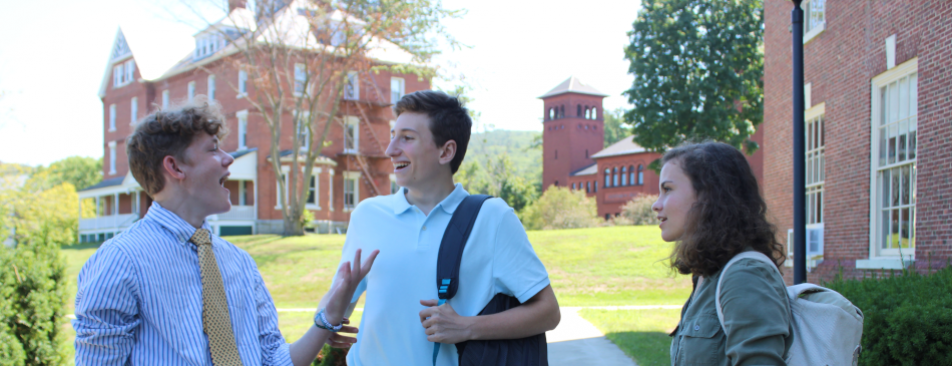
[436,194,492,301]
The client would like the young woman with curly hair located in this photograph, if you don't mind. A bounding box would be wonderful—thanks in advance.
[652,142,792,366]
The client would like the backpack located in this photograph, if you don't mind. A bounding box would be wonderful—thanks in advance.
[432,194,548,366]
[714,251,864,366]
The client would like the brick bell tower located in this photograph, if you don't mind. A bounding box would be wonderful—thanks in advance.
[540,76,607,191]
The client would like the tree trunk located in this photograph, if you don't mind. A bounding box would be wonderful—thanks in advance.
[282,214,305,236]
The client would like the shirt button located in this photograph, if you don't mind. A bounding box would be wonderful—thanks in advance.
[422,225,427,231]
[694,325,700,331]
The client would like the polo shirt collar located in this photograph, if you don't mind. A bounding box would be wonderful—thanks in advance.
[144,201,213,246]
[391,183,470,215]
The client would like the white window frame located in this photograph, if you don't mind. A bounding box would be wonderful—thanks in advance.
[343,115,359,153]
[188,81,196,101]
[237,110,248,149]
[108,104,116,131]
[328,169,335,212]
[108,141,117,175]
[805,103,826,260]
[802,0,826,44]
[208,75,216,101]
[238,70,247,97]
[162,90,170,109]
[294,63,306,96]
[238,180,247,206]
[343,171,360,211]
[305,167,322,210]
[113,64,124,88]
[390,77,405,103]
[124,60,135,84]
[130,97,138,125]
[296,110,311,151]
[344,71,359,101]
[860,58,918,269]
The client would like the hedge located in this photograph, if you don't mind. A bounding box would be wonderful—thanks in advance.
[825,264,952,366]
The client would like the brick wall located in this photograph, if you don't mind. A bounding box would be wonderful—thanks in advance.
[764,0,952,283]
[593,152,661,219]
[541,93,605,190]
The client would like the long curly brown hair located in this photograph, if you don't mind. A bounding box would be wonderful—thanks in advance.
[663,142,785,277]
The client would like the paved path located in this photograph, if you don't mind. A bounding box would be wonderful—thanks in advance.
[545,307,639,366]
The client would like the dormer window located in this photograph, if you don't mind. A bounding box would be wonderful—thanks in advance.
[195,33,225,59]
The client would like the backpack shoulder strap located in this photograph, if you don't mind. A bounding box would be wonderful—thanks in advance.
[436,194,492,302]
[714,251,779,335]
[433,194,491,365]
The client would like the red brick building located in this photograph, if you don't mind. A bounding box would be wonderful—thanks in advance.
[78,2,426,240]
[763,0,952,282]
[541,77,662,219]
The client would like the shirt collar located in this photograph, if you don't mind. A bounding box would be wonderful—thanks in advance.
[144,201,213,246]
[391,183,470,215]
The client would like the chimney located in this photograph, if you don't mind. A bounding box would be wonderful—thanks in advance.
[228,0,247,12]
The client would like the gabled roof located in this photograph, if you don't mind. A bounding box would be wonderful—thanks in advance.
[590,136,648,159]
[97,24,196,98]
[79,176,125,192]
[571,163,598,176]
[539,76,608,99]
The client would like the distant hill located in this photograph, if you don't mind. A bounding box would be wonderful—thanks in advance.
[465,129,542,186]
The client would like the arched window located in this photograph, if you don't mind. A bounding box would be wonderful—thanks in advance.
[604,169,610,187]
[629,165,635,185]
[586,181,591,193]
[638,165,644,185]
[585,107,590,119]
[621,166,628,186]
[560,105,565,118]
[613,167,619,187]
[577,104,582,116]
[591,107,597,119]
[548,108,554,120]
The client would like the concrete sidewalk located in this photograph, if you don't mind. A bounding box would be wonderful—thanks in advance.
[546,308,638,366]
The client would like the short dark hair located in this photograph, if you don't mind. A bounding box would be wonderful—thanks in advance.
[127,98,227,196]
[393,90,472,173]
[662,142,785,277]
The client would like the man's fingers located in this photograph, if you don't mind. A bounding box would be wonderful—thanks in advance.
[360,250,380,275]
[420,299,439,307]
[419,307,436,323]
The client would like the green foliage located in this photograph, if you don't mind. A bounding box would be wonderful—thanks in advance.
[456,154,538,213]
[825,265,952,366]
[518,187,598,230]
[620,194,660,225]
[29,156,102,191]
[300,209,316,230]
[603,108,630,148]
[624,0,764,156]
[466,129,543,189]
[0,232,69,365]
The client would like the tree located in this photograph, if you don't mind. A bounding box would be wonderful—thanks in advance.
[623,0,763,169]
[29,156,102,191]
[191,0,460,235]
[602,108,630,148]
[518,187,598,230]
[456,155,538,213]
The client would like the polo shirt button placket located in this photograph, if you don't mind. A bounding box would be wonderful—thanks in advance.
[422,225,427,231]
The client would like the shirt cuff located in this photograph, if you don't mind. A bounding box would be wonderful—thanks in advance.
[514,277,551,304]
[265,342,294,366]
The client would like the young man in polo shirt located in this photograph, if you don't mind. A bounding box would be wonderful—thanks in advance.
[73,100,377,366]
[328,90,561,365]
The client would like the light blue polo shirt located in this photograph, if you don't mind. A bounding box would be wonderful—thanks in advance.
[338,183,551,366]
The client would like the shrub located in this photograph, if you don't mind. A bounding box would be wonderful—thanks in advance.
[620,194,659,225]
[824,265,952,366]
[0,230,68,365]
[518,187,598,230]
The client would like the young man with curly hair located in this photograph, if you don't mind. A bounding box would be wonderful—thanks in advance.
[73,99,377,366]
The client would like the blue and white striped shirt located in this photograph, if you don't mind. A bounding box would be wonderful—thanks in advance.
[73,202,293,366]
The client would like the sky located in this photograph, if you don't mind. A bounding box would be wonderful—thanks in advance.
[0,0,643,167]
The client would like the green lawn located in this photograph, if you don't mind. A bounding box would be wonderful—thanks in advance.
[59,225,689,362]
[579,309,682,366]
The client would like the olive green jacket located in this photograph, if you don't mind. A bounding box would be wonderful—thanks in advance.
[670,256,793,366]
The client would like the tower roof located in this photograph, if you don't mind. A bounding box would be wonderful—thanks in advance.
[539,76,608,98]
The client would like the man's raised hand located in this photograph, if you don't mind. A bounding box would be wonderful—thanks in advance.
[325,249,379,324]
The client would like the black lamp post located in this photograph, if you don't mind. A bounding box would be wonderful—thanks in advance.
[791,0,807,285]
